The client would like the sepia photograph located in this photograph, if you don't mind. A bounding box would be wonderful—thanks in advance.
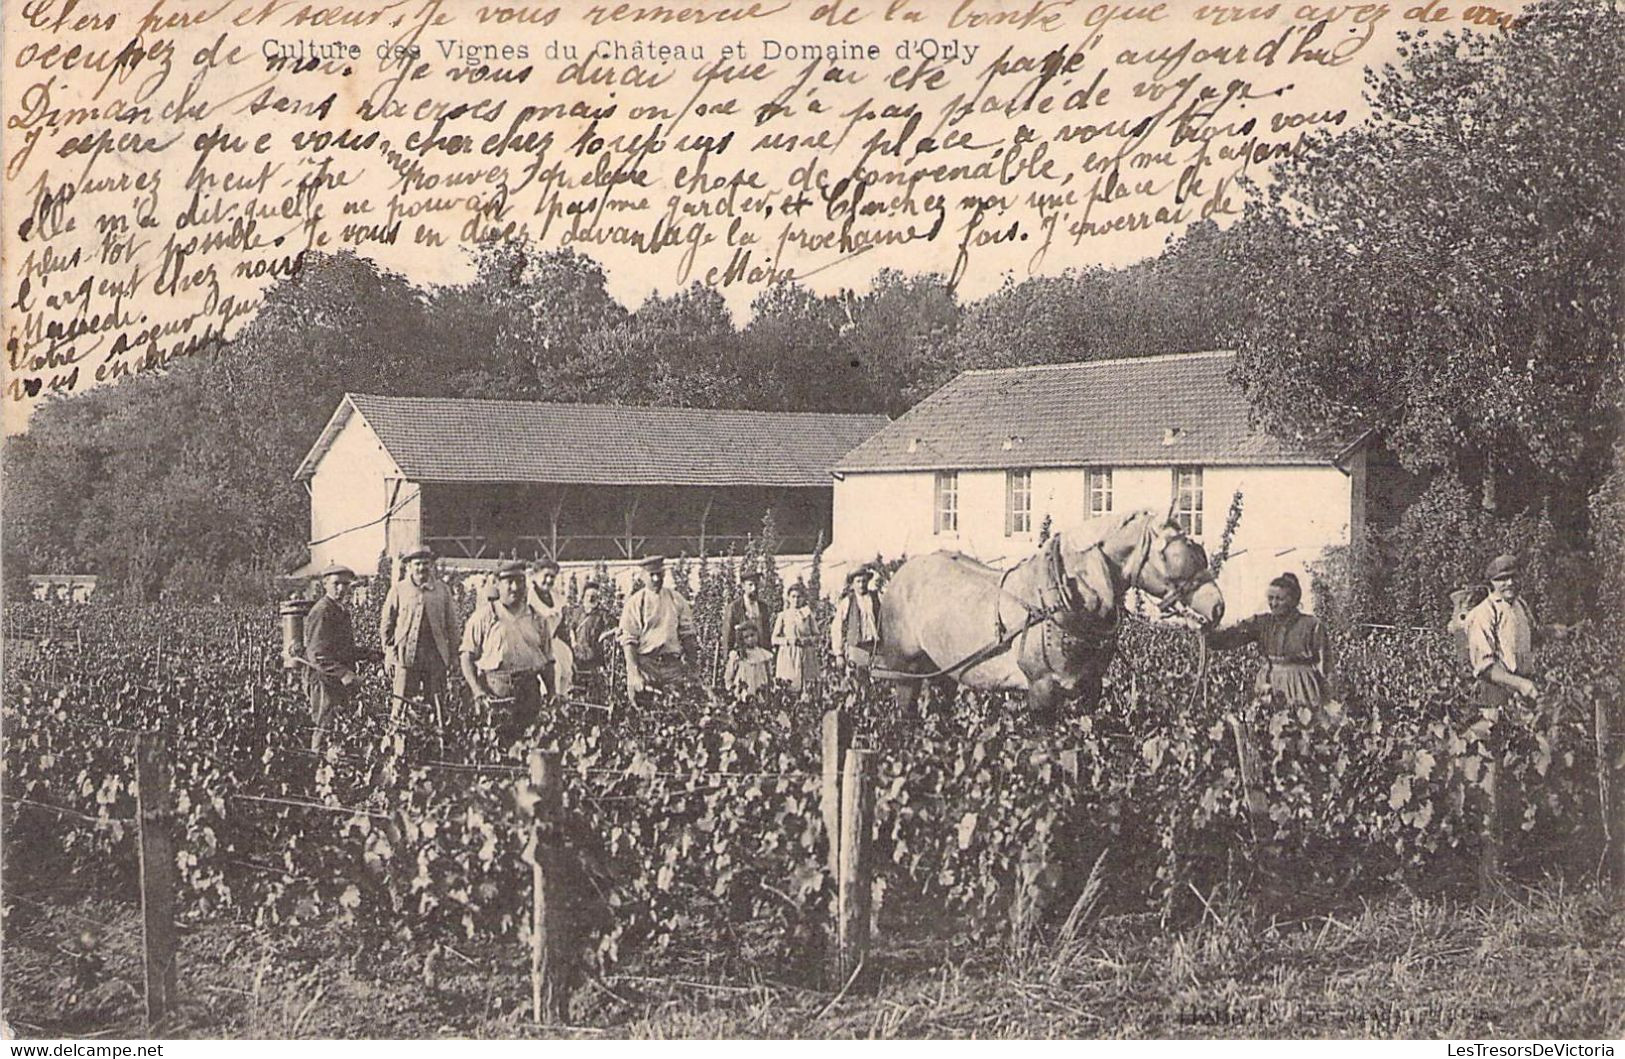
[1,0,1621,1043]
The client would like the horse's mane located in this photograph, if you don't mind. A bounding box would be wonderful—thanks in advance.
[1070,508,1162,548]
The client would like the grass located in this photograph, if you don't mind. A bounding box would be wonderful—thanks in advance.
[4,876,1622,1039]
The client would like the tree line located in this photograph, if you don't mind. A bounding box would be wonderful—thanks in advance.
[4,0,1620,622]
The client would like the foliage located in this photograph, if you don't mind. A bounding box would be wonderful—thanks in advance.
[1382,475,1589,624]
[1307,531,1384,633]
[1210,491,1244,576]
[1225,0,1624,527]
[1589,438,1625,614]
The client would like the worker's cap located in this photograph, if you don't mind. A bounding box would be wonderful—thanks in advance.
[734,620,759,633]
[738,570,761,584]
[846,564,874,584]
[400,546,434,563]
[319,565,356,582]
[1485,554,1521,581]
[531,558,560,574]
[640,555,666,572]
[496,560,529,581]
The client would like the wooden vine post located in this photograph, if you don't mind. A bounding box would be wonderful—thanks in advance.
[134,731,179,1027]
[516,750,575,1023]
[835,748,873,989]
[820,710,851,884]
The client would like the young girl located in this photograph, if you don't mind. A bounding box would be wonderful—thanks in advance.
[724,622,774,699]
[771,583,819,696]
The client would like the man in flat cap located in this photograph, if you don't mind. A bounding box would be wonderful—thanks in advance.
[720,569,774,676]
[618,556,701,705]
[379,546,458,717]
[831,564,883,673]
[460,560,554,742]
[1463,554,1571,706]
[304,565,370,740]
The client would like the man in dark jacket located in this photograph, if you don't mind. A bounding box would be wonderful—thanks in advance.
[379,546,459,716]
[304,566,371,740]
[720,570,774,663]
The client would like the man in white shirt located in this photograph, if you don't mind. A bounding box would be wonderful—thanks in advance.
[618,555,701,705]
[461,561,554,740]
[1463,554,1568,707]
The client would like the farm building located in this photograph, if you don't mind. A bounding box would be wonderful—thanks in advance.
[293,394,889,579]
[828,351,1419,611]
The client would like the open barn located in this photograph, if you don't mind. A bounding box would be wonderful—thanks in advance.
[293,393,888,574]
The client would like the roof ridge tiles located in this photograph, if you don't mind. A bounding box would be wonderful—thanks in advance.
[958,349,1235,376]
[345,393,890,421]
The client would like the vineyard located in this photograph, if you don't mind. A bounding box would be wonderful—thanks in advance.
[2,597,1622,1038]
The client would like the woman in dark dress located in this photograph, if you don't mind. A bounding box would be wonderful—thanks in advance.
[1205,572,1333,708]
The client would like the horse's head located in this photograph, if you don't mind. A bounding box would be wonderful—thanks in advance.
[1118,516,1225,626]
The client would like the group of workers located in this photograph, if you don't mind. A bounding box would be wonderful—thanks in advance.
[301,543,1568,739]
[299,549,888,739]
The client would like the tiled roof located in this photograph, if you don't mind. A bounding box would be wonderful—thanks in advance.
[834,351,1356,473]
[295,394,890,487]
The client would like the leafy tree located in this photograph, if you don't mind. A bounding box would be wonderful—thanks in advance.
[431,243,627,397]
[556,284,742,406]
[950,271,1112,371]
[946,226,1235,378]
[1225,0,1624,525]
[844,270,962,414]
[739,283,872,412]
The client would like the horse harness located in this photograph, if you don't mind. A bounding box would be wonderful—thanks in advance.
[877,535,1092,683]
[875,524,1213,684]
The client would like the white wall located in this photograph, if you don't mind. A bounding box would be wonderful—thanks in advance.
[307,415,404,575]
[831,463,1353,613]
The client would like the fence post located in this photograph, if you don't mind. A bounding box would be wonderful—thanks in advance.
[134,731,179,1027]
[517,749,574,1023]
[820,709,850,883]
[836,748,873,989]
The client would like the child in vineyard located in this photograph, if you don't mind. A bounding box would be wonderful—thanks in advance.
[724,622,774,700]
